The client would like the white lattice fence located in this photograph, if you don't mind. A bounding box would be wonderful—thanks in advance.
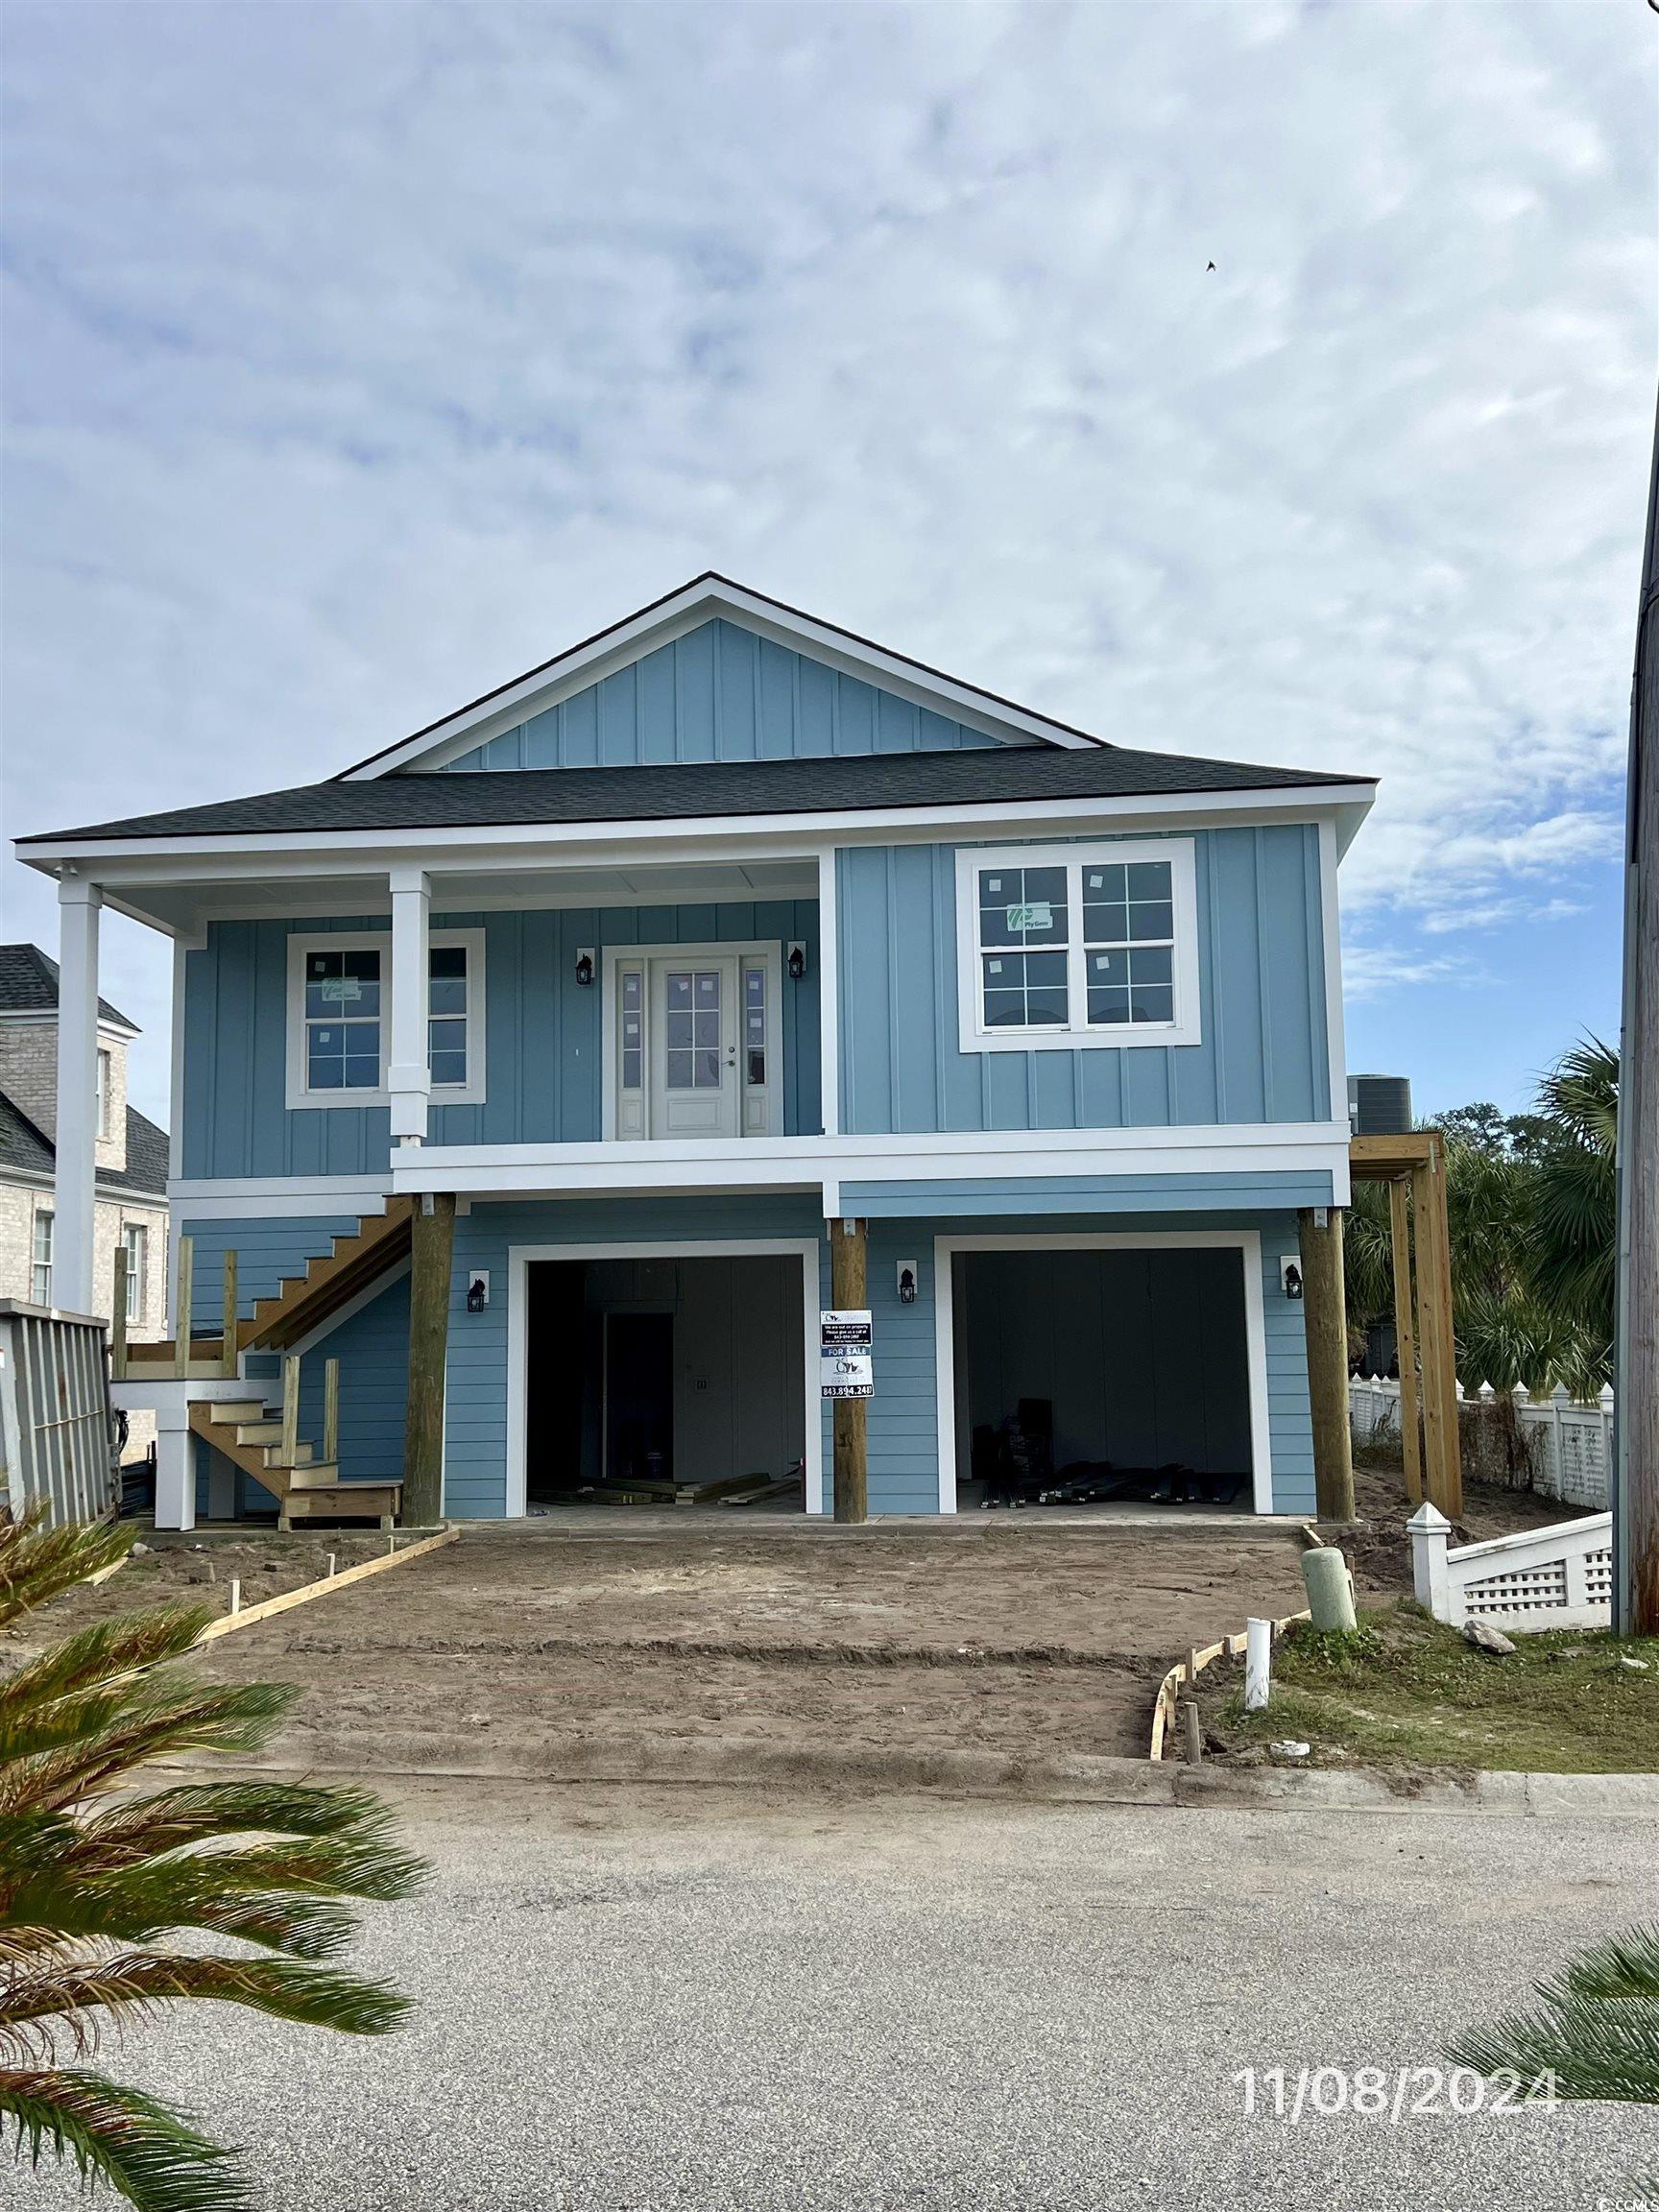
[1408,1505,1613,1631]
[1351,1376,1615,1511]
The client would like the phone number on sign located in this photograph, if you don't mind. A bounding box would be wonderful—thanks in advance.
[1235,2067,1559,2122]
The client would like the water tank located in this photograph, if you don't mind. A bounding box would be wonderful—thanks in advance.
[1347,1073,1412,1136]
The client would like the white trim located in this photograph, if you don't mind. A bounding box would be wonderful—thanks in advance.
[17,785,1378,880]
[932,1230,1274,1517]
[387,1120,1351,1200]
[818,849,839,1137]
[953,836,1201,1054]
[170,1177,392,1214]
[1317,816,1348,1128]
[503,1237,823,1520]
[598,939,782,1142]
[388,870,432,1142]
[168,936,188,1182]
[336,577,1106,780]
[283,927,486,1112]
[53,877,101,1314]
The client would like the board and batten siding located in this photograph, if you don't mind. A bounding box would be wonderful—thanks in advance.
[836,825,1331,1135]
[180,902,821,1181]
[440,619,1011,771]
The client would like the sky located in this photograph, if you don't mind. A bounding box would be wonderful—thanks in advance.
[0,0,1652,1126]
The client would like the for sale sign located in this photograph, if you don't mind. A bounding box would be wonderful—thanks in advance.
[820,1309,874,1398]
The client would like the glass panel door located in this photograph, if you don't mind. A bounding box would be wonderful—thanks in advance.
[650,957,739,1137]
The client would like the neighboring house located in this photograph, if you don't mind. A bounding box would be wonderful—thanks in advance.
[13,576,1373,1529]
[0,944,170,1459]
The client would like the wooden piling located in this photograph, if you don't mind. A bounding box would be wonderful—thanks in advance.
[402,1192,456,1527]
[829,1217,868,1525]
[1297,1207,1355,1523]
[1387,1177,1423,1505]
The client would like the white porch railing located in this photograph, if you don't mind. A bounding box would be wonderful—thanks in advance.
[1352,1375,1616,1512]
[1407,1503,1613,1632]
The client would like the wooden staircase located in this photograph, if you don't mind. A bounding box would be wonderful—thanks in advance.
[120,1197,415,1379]
[188,1373,402,1530]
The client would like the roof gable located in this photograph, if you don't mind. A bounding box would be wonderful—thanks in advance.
[341,575,1107,780]
[439,618,1014,774]
[0,944,135,1031]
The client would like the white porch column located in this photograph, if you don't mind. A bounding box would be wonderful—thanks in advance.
[53,874,102,1313]
[154,1405,195,1532]
[388,867,431,1146]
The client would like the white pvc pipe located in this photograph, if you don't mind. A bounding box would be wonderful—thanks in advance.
[1244,1617,1272,1711]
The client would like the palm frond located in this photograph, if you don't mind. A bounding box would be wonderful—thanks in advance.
[0,2066,255,2212]
[0,1507,132,1631]
[1,1952,412,2059]
[0,1678,295,1817]
[0,1606,216,1726]
[1535,1036,1620,1155]
[82,1779,405,1859]
[0,1509,427,2208]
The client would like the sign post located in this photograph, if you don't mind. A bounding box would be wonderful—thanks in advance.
[827,1221,869,1523]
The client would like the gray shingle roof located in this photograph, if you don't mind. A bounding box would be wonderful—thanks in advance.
[0,1089,53,1178]
[0,944,134,1029]
[0,1087,169,1200]
[19,744,1371,847]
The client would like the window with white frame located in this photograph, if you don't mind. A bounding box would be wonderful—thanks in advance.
[286,929,486,1108]
[121,1221,149,1319]
[96,1048,112,1140]
[302,945,384,1093]
[31,1208,54,1307]
[955,838,1201,1052]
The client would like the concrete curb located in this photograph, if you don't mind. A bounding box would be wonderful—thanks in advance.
[172,1731,1659,1815]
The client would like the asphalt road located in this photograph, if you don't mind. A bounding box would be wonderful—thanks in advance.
[20,1779,1659,2211]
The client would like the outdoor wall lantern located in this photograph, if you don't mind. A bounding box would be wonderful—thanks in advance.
[1280,1256,1304,1301]
[574,947,595,988]
[897,1260,919,1306]
[786,940,807,981]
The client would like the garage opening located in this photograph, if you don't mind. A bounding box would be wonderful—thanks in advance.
[523,1254,806,1511]
[951,1245,1257,1509]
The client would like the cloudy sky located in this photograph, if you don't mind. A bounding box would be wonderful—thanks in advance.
[1,1,1651,1124]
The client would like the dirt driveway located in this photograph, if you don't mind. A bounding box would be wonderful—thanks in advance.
[155,1519,1315,1770]
[21,1458,1576,1778]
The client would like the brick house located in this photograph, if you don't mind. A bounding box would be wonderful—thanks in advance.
[0,944,169,1458]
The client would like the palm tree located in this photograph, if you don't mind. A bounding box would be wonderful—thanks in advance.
[1449,1922,1659,2203]
[1345,1039,1620,1395]
[0,1504,427,2211]
[1530,1037,1619,1360]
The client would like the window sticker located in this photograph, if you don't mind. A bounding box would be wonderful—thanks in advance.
[1006,902,1052,932]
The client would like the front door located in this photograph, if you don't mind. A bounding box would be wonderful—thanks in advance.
[650,957,740,1138]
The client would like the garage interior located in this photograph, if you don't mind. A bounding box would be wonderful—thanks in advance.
[951,1247,1255,1508]
[524,1254,806,1509]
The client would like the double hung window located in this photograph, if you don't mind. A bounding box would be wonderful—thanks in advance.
[956,839,1199,1051]
[287,929,486,1107]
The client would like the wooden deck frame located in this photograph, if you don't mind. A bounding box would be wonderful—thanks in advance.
[1349,1133,1462,1519]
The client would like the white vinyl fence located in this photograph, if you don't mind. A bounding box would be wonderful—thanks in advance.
[1351,1375,1615,1512]
[1408,1503,1613,1632]
[0,1300,120,1527]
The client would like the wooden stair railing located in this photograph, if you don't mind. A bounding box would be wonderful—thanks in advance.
[115,1197,415,1381]
[188,1356,401,1530]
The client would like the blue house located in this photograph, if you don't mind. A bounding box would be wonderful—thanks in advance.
[15,576,1372,1528]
